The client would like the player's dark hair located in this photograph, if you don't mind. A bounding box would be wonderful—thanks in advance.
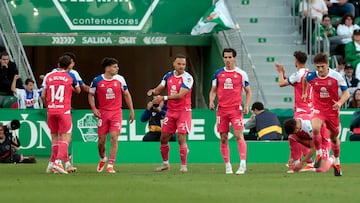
[25,78,34,85]
[173,54,187,61]
[293,51,307,64]
[58,55,72,69]
[0,51,9,58]
[63,52,76,62]
[284,118,297,135]
[101,57,118,68]
[251,101,264,111]
[313,52,328,64]
[222,48,237,57]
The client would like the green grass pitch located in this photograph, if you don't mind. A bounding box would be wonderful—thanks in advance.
[1,159,359,203]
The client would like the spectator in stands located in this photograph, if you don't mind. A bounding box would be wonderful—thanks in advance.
[335,13,360,56]
[140,101,175,142]
[345,29,360,79]
[11,74,40,109]
[349,111,360,140]
[0,51,23,95]
[336,56,346,76]
[325,0,355,17]
[244,102,283,141]
[314,14,337,42]
[344,63,360,91]
[299,0,328,44]
[348,88,360,107]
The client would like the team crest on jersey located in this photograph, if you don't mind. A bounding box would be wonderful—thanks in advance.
[101,84,105,87]
[224,78,233,89]
[319,87,329,98]
[170,85,177,95]
[106,88,115,99]
[327,80,332,86]
[233,73,238,78]
[114,82,118,87]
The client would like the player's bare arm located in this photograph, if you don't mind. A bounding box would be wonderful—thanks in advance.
[147,84,165,96]
[243,86,252,115]
[123,90,135,124]
[333,89,350,110]
[209,86,217,110]
[275,62,289,87]
[88,93,100,118]
[152,87,188,104]
[301,77,309,101]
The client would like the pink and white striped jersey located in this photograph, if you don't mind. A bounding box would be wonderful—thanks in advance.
[43,70,78,114]
[305,68,348,117]
[287,68,313,116]
[89,74,128,111]
[160,71,193,111]
[212,67,249,109]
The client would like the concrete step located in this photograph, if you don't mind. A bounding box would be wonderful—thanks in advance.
[235,16,295,26]
[247,44,305,54]
[227,0,290,7]
[230,6,291,17]
[242,34,300,44]
[239,23,297,34]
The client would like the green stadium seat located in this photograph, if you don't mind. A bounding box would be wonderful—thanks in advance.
[331,15,342,26]
[0,95,18,108]
[355,16,360,25]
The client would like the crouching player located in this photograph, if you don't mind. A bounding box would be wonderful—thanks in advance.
[284,118,334,173]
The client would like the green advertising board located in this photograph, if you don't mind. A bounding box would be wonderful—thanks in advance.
[0,109,357,161]
[8,0,213,46]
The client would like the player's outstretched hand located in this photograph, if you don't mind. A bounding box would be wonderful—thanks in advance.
[147,89,155,97]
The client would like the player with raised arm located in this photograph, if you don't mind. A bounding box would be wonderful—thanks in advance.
[275,51,314,169]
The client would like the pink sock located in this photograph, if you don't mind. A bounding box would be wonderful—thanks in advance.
[312,133,322,151]
[108,157,115,165]
[50,141,59,162]
[237,139,247,160]
[220,143,230,163]
[57,141,69,162]
[332,141,340,158]
[160,144,170,162]
[179,144,188,165]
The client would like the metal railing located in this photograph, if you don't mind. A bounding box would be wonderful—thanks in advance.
[0,0,38,89]
[215,1,266,105]
[215,28,267,105]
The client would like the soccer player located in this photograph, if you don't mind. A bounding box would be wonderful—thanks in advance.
[284,118,334,173]
[275,51,314,167]
[303,52,350,176]
[42,55,80,174]
[63,52,90,93]
[209,48,252,175]
[147,54,193,173]
[88,57,135,174]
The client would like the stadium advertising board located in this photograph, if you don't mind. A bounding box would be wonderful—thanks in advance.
[19,33,211,46]
[0,109,355,157]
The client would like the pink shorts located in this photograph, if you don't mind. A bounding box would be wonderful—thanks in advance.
[47,113,72,134]
[98,110,122,136]
[313,112,340,135]
[161,110,191,134]
[216,107,243,133]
